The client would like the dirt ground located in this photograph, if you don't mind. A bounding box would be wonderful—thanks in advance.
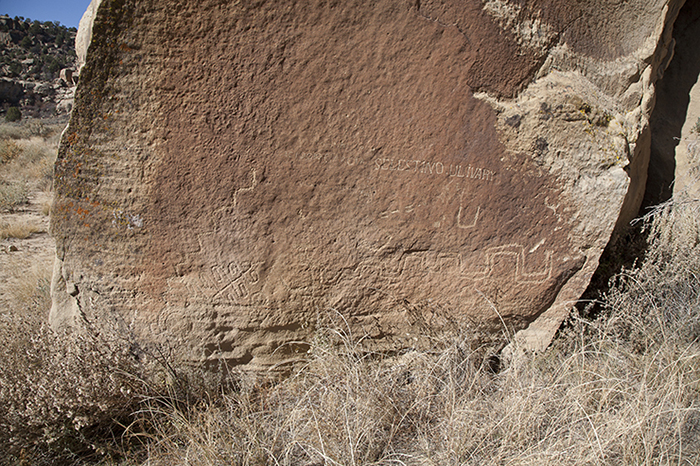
[0,190,55,316]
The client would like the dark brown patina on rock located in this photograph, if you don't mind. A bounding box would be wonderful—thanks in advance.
[51,0,645,368]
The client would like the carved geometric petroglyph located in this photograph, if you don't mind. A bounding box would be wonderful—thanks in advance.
[183,259,262,304]
[212,168,259,218]
[379,204,415,219]
[461,244,553,284]
[212,261,261,300]
[544,196,562,221]
[367,243,552,285]
[457,205,480,228]
[233,169,257,207]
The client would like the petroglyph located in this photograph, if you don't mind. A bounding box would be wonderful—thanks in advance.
[295,150,496,183]
[50,0,658,368]
[457,205,480,229]
[379,202,416,219]
[367,245,553,285]
[184,259,263,304]
[233,169,257,207]
[460,244,553,284]
[544,196,562,220]
[357,243,553,286]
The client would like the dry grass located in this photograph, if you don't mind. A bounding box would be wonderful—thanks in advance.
[41,198,52,216]
[135,319,699,466]
[0,219,44,239]
[0,162,698,465]
[4,136,57,193]
[0,123,31,141]
[0,260,52,351]
[0,120,63,141]
[0,140,22,163]
[0,256,52,320]
[0,119,64,211]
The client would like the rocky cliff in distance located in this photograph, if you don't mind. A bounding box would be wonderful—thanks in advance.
[0,15,77,118]
[50,0,688,370]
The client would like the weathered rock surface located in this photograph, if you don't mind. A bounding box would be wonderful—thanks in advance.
[75,0,103,73]
[646,0,700,204]
[59,68,75,86]
[51,0,684,369]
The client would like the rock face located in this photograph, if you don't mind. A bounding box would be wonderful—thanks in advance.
[646,0,700,205]
[75,0,103,73]
[51,0,683,369]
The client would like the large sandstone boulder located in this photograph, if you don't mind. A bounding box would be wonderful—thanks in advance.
[50,0,683,369]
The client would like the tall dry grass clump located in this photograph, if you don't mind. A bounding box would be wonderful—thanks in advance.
[0,219,44,239]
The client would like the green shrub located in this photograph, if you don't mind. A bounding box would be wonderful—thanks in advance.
[7,61,22,77]
[5,107,21,123]
[19,35,32,49]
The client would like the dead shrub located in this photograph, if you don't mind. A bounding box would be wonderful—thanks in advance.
[0,323,153,465]
[0,257,154,465]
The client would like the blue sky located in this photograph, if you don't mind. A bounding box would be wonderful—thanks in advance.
[0,0,91,28]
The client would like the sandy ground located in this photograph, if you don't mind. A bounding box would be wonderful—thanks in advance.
[0,191,55,316]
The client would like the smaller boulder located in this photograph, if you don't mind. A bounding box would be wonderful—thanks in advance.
[59,68,74,87]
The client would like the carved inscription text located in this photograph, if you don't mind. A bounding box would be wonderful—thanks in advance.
[293,151,497,182]
[373,158,496,182]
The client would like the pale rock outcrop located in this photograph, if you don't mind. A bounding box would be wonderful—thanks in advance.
[50,0,686,369]
[75,0,103,73]
[676,95,700,199]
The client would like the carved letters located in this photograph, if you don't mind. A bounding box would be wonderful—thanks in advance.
[294,150,497,182]
[374,158,496,182]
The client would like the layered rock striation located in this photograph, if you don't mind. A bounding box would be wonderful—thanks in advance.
[51,0,685,369]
